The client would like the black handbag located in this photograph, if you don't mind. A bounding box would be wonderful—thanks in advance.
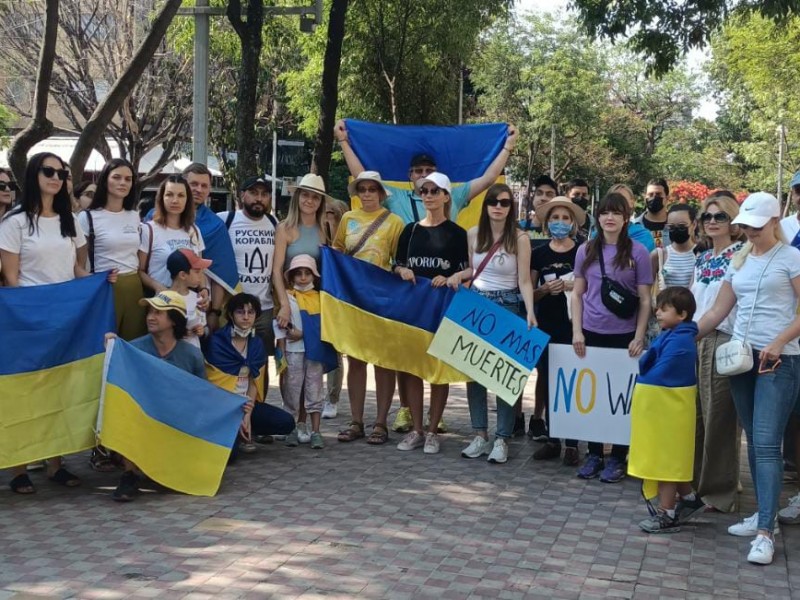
[597,243,639,319]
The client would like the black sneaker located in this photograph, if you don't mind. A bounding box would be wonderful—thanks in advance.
[639,511,680,534]
[533,441,561,460]
[513,413,526,438]
[112,471,140,502]
[676,495,706,524]
[527,417,548,441]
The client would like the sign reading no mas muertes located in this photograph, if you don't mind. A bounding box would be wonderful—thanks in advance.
[428,288,550,403]
[548,344,640,445]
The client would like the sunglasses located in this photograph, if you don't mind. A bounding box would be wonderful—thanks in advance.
[420,187,442,196]
[740,224,764,231]
[39,166,70,181]
[0,181,17,192]
[357,185,381,194]
[486,198,512,208]
[700,212,730,223]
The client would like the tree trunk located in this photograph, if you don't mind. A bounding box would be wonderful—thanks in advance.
[70,0,182,184]
[227,0,264,187]
[8,0,59,186]
[310,0,349,184]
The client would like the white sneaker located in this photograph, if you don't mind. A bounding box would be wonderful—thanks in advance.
[487,438,508,464]
[322,402,338,419]
[778,492,800,524]
[397,431,425,451]
[297,423,311,444]
[423,432,440,454]
[461,436,491,458]
[728,512,780,536]
[747,534,774,565]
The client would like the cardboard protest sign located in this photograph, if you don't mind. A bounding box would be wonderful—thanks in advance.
[548,344,639,445]
[428,289,550,403]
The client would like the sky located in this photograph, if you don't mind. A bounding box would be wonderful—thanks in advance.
[513,0,718,120]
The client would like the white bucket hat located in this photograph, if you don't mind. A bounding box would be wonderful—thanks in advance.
[347,171,390,198]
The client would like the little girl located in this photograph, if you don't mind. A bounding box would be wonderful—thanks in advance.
[274,254,337,449]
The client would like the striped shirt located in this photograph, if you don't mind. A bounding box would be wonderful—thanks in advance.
[661,245,696,288]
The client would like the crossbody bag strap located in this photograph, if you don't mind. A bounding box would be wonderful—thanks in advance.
[347,209,391,257]
[469,239,504,286]
[597,240,608,278]
[741,243,783,344]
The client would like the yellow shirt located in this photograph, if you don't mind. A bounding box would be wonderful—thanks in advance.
[333,208,404,270]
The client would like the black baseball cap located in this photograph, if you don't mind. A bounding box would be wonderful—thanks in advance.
[410,154,437,168]
[240,176,271,192]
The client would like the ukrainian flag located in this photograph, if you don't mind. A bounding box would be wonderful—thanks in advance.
[99,339,244,496]
[320,247,466,384]
[344,119,508,228]
[205,324,266,401]
[628,322,699,504]
[0,274,115,469]
[195,204,241,295]
[291,289,339,373]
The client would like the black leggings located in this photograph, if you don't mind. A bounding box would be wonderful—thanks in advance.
[583,329,635,461]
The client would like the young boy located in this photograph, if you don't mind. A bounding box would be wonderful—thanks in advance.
[166,248,212,349]
[628,286,705,533]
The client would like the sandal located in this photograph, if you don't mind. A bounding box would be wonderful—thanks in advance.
[48,467,81,487]
[337,421,365,442]
[90,447,118,473]
[9,474,35,494]
[366,423,389,445]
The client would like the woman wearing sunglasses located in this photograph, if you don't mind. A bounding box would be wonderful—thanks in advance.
[697,192,800,565]
[139,175,205,295]
[690,192,745,516]
[0,152,109,493]
[460,183,535,464]
[393,172,471,454]
[0,167,16,220]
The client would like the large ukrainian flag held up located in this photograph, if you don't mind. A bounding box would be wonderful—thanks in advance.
[344,119,508,228]
[320,247,467,384]
[0,274,115,469]
[99,339,244,496]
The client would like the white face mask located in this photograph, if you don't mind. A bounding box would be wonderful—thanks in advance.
[294,282,315,292]
[232,325,254,338]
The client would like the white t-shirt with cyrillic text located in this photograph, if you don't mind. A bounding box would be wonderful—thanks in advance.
[78,209,140,274]
[217,211,276,309]
[139,222,205,288]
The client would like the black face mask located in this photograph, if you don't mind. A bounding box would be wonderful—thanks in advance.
[646,195,665,214]
[669,225,691,244]
[572,195,589,210]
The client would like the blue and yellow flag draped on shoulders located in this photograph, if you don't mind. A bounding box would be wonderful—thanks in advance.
[0,274,114,469]
[628,322,699,505]
[99,338,244,496]
[290,289,338,373]
[205,324,267,401]
[320,247,466,384]
[344,119,508,228]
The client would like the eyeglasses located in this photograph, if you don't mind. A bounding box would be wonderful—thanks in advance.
[410,167,435,176]
[0,181,17,192]
[420,187,442,196]
[486,198,512,208]
[357,185,380,194]
[700,212,729,223]
[234,308,257,317]
[39,166,70,181]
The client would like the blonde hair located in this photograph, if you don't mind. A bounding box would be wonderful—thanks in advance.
[283,187,328,244]
[607,183,635,206]
[731,217,786,269]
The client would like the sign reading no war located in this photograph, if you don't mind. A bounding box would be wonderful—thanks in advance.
[548,344,639,445]
[428,289,550,403]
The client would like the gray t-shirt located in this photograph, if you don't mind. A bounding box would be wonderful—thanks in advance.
[130,335,207,378]
[724,243,800,354]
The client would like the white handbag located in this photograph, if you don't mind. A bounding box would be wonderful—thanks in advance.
[715,244,782,376]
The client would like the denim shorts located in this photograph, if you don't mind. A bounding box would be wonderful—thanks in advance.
[471,287,522,316]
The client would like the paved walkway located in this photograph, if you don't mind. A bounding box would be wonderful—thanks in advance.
[1,369,799,600]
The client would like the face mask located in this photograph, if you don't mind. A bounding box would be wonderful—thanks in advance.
[668,225,691,244]
[294,282,315,292]
[548,221,572,240]
[572,196,589,210]
[646,196,665,214]
[232,325,254,338]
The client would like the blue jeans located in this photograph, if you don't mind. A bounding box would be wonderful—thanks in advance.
[729,352,800,532]
[465,288,522,439]
[230,402,296,462]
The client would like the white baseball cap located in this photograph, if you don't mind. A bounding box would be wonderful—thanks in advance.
[416,172,452,195]
[732,192,780,228]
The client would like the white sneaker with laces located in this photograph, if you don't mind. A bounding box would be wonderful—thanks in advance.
[423,432,440,454]
[322,402,338,419]
[747,534,774,565]
[487,438,508,464]
[461,436,491,458]
[728,512,780,536]
[297,423,311,444]
[778,492,800,524]
[397,431,425,451]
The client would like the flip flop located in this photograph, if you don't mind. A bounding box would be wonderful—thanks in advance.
[48,467,81,487]
[9,473,36,494]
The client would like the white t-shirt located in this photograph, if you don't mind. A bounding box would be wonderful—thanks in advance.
[217,210,276,309]
[78,209,141,274]
[780,215,800,247]
[139,222,205,288]
[724,243,800,354]
[181,289,206,349]
[0,212,86,287]
[273,294,304,352]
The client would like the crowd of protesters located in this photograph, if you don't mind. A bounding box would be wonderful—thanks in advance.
[2,125,800,567]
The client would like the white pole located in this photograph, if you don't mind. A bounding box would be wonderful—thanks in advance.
[272,130,278,213]
[192,0,209,163]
